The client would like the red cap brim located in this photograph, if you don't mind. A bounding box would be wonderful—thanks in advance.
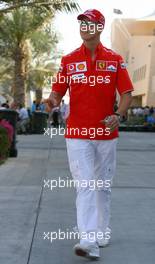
[77,14,97,23]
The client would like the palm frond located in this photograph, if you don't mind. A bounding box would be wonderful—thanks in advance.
[0,1,80,14]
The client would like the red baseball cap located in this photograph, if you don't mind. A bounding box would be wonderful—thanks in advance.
[77,9,105,26]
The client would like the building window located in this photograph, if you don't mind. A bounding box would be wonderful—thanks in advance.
[132,65,146,83]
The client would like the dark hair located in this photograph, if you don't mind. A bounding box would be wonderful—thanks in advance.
[1,103,7,107]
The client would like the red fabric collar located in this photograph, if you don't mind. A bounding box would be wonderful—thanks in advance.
[80,42,104,56]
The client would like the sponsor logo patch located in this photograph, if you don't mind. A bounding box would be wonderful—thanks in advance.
[96,60,118,72]
[106,61,117,72]
[67,63,76,74]
[120,61,127,69]
[96,61,106,70]
[71,73,85,80]
[67,61,87,74]
[107,65,117,72]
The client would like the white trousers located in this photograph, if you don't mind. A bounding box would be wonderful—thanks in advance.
[66,138,118,242]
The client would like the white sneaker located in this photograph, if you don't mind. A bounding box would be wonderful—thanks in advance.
[97,228,111,248]
[73,242,100,260]
[97,237,110,247]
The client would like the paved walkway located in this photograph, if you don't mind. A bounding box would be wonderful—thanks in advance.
[0,132,155,264]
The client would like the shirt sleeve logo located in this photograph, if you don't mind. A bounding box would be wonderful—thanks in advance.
[67,61,87,74]
[120,61,127,69]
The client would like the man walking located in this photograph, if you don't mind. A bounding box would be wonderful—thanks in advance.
[17,104,29,134]
[47,9,133,260]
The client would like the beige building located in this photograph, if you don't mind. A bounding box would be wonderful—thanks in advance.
[111,15,155,106]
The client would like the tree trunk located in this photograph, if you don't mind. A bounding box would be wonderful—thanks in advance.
[13,43,26,106]
[35,89,43,104]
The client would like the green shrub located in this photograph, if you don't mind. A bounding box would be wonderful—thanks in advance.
[0,126,10,164]
[125,116,145,126]
[31,112,48,134]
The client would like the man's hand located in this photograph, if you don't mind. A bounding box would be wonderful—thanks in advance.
[44,91,62,112]
[100,92,132,132]
[100,115,120,133]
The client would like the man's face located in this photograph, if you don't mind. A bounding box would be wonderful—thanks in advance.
[79,19,104,41]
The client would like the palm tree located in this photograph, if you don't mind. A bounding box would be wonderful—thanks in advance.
[0,0,80,14]
[26,27,59,102]
[0,56,13,97]
[0,1,80,105]
[0,20,59,104]
[0,8,52,104]
[28,66,53,103]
